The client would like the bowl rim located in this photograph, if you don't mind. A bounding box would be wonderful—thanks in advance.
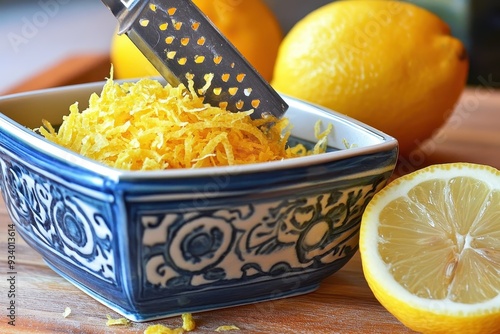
[0,81,398,180]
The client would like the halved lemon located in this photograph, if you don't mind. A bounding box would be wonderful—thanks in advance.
[360,163,500,334]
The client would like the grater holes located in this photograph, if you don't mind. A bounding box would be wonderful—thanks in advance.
[149,4,157,11]
[172,19,183,30]
[236,73,246,82]
[166,51,176,60]
[197,37,206,46]
[139,3,271,115]
[235,100,244,110]
[213,56,222,65]
[165,36,175,44]
[191,21,200,31]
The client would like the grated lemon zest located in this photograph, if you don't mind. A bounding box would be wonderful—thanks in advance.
[105,314,131,327]
[181,313,195,331]
[62,307,71,318]
[143,324,184,334]
[215,325,240,331]
[38,74,332,171]
[143,313,194,334]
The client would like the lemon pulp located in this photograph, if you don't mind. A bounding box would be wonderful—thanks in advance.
[360,163,500,334]
[379,176,500,304]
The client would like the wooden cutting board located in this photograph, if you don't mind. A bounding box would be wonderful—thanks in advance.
[0,57,499,333]
[0,202,414,334]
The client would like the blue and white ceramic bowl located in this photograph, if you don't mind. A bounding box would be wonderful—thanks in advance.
[0,81,398,322]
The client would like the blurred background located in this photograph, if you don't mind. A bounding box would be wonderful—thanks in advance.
[0,0,499,94]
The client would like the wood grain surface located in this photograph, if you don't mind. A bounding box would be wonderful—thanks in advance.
[0,73,499,333]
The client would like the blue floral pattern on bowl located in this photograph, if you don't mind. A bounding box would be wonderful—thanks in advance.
[0,159,116,283]
[140,179,381,290]
[0,82,398,321]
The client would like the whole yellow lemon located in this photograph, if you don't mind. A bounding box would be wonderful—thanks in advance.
[271,0,469,157]
[110,0,283,82]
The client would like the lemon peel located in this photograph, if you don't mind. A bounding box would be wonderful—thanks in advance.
[105,314,131,327]
[272,0,468,156]
[38,75,331,170]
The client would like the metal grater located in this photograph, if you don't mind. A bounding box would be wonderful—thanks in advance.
[100,0,288,118]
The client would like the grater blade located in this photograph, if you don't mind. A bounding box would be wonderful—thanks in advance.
[100,0,288,119]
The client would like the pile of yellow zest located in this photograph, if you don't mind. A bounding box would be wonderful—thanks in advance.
[38,77,331,171]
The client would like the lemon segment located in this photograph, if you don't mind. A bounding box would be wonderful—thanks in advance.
[360,163,500,334]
